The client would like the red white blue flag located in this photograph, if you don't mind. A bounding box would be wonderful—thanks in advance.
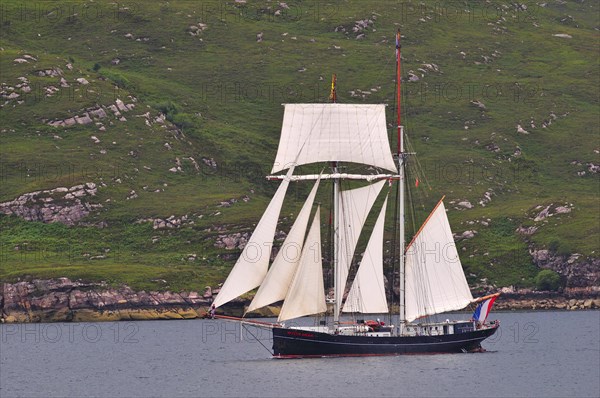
[472,296,498,322]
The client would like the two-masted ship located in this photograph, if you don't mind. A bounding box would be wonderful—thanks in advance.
[211,31,499,358]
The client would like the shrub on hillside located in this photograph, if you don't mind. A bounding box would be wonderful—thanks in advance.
[535,269,561,291]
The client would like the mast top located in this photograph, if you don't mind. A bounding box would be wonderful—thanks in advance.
[396,28,402,155]
[329,74,337,103]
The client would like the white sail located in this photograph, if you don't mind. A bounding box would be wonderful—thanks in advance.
[246,177,321,313]
[336,180,386,315]
[404,200,473,322]
[342,195,389,314]
[271,104,397,174]
[278,206,327,322]
[212,166,295,308]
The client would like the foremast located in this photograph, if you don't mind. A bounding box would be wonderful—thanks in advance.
[332,161,341,323]
[330,74,342,324]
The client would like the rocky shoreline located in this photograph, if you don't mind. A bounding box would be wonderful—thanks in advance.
[1,278,599,323]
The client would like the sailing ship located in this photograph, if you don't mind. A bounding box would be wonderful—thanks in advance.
[211,30,499,358]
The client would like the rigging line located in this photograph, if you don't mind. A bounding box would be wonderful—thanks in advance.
[344,46,394,105]
[364,46,395,95]
[378,50,395,90]
[405,162,417,317]
[406,160,419,248]
[242,324,274,356]
[405,134,432,193]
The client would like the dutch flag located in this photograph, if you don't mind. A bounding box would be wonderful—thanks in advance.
[472,296,498,323]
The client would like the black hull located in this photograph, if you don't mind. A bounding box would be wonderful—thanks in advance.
[272,325,499,358]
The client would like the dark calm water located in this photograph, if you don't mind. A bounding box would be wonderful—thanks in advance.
[1,311,599,398]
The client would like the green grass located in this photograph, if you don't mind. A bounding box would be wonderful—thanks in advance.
[0,0,598,291]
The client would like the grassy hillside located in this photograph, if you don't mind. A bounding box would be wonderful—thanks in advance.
[0,0,598,292]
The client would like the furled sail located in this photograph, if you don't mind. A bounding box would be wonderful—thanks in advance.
[246,177,321,313]
[342,195,389,314]
[212,166,295,308]
[336,180,386,316]
[404,199,473,322]
[278,206,327,322]
[271,104,397,174]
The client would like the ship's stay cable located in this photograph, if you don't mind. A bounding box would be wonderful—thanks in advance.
[405,133,432,193]
[242,324,274,355]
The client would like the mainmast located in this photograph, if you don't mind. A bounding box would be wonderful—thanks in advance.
[396,29,407,331]
[330,74,341,324]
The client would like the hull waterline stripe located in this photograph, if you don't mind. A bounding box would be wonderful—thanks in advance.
[274,334,489,347]
[273,351,480,359]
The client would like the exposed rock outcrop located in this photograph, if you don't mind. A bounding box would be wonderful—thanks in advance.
[530,249,599,288]
[478,189,494,207]
[3,278,599,323]
[334,15,378,40]
[515,225,538,236]
[213,228,286,251]
[532,203,573,222]
[136,214,190,229]
[486,290,600,311]
[457,200,474,209]
[455,230,477,240]
[1,278,217,323]
[188,23,208,37]
[0,183,101,225]
[214,232,251,250]
[47,98,135,128]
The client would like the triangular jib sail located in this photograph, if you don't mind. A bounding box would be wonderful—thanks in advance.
[246,177,322,313]
[404,199,473,322]
[212,166,296,308]
[278,206,327,322]
[342,195,390,314]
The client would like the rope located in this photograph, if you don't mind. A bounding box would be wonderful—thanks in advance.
[242,324,274,356]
